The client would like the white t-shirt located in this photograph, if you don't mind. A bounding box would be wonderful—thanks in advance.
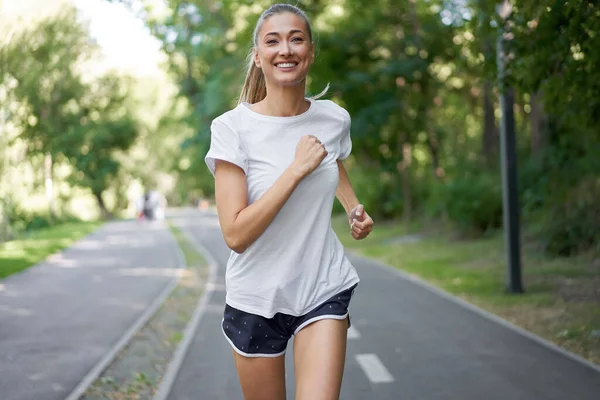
[205,98,360,318]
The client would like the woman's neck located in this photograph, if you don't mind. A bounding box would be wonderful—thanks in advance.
[253,84,309,117]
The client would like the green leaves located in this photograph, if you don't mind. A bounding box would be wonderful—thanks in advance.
[3,7,91,155]
[1,5,142,218]
[119,0,599,254]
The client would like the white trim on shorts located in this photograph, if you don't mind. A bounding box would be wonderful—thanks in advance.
[221,318,286,358]
[293,312,349,336]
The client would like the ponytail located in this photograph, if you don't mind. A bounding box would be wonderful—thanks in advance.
[238,51,266,105]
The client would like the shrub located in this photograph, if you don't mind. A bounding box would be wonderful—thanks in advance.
[9,208,81,236]
[539,177,600,256]
[432,170,503,236]
[333,165,391,217]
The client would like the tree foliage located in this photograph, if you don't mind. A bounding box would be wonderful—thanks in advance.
[136,0,599,255]
[1,5,142,223]
[3,0,598,255]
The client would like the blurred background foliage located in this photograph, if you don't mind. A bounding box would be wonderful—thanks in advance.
[0,0,598,258]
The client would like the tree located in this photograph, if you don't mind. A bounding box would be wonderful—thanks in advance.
[2,5,142,219]
[2,6,92,217]
[62,74,139,218]
[107,0,600,254]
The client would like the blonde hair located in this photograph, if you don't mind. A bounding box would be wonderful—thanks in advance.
[238,3,328,104]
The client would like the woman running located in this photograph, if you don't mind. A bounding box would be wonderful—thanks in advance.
[205,4,374,399]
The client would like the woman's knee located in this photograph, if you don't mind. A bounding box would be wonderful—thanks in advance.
[233,351,287,400]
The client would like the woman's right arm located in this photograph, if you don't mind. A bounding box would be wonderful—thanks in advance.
[214,135,326,254]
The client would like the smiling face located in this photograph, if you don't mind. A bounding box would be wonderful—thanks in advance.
[253,12,315,89]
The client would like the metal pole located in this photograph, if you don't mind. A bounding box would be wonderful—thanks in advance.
[496,1,523,293]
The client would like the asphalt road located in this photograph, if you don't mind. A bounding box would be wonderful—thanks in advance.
[166,209,600,400]
[0,219,182,400]
[1,209,597,400]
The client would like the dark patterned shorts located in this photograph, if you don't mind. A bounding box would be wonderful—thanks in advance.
[221,284,358,358]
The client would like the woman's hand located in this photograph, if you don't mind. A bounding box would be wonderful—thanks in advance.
[348,204,374,240]
[289,135,328,178]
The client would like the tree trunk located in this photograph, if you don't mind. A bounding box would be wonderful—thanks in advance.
[408,0,420,38]
[44,152,56,218]
[408,0,443,181]
[93,191,111,220]
[0,200,12,242]
[1,107,11,241]
[398,141,412,222]
[482,80,498,161]
[426,122,443,180]
[530,90,546,153]
[183,15,198,99]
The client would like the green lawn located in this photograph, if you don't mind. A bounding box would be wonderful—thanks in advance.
[332,215,600,365]
[0,221,103,279]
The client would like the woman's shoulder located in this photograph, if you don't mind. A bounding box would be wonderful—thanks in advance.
[212,104,246,127]
[312,98,351,123]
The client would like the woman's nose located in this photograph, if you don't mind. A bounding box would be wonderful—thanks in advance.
[279,41,292,56]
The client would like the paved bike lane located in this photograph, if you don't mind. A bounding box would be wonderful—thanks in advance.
[0,219,182,400]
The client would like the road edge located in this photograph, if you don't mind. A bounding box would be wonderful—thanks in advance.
[63,221,186,400]
[349,250,600,374]
[153,221,220,400]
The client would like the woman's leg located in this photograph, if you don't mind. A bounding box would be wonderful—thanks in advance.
[232,351,287,400]
[293,318,349,400]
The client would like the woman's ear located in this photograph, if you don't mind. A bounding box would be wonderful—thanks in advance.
[253,47,261,68]
[310,42,315,64]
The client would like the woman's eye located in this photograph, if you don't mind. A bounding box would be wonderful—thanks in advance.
[292,37,303,42]
[267,40,277,44]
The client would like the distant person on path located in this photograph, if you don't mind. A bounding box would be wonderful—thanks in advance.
[137,190,166,221]
[205,4,374,400]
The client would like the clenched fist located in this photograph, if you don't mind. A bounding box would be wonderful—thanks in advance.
[348,204,374,240]
[290,135,328,178]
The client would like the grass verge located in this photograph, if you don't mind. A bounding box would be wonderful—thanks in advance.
[82,222,209,400]
[0,221,103,279]
[332,215,600,365]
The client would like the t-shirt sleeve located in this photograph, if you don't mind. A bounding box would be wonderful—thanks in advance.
[205,119,248,177]
[338,111,352,160]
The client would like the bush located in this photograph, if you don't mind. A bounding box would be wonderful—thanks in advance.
[518,151,551,215]
[519,142,600,256]
[9,208,81,236]
[333,165,392,217]
[430,169,503,236]
[334,164,433,220]
[538,177,600,256]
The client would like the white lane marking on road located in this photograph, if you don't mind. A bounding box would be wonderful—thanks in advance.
[355,354,394,383]
[347,326,361,339]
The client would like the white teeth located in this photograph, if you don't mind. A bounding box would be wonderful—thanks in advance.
[277,63,297,68]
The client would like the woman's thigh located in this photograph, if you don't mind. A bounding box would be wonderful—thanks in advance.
[232,351,287,400]
[293,318,349,400]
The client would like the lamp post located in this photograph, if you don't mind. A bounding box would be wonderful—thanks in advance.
[496,0,523,293]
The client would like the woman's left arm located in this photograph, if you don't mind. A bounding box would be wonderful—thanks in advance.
[335,160,374,240]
